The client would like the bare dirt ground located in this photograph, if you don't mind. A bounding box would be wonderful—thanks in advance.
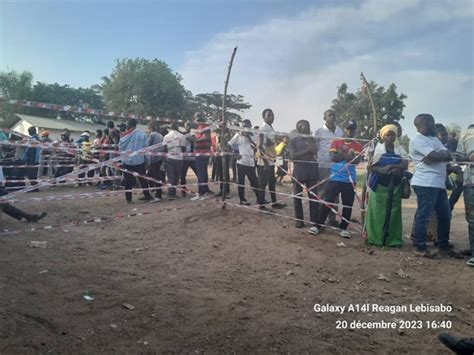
[0,176,473,353]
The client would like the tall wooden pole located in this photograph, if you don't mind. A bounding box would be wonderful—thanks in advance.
[360,72,378,138]
[359,72,378,223]
[221,46,238,207]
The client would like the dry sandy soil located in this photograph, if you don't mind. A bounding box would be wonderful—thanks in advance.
[0,176,473,354]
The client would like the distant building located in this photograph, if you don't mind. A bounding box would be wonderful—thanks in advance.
[3,114,147,140]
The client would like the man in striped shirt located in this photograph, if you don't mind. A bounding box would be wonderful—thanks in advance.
[192,112,214,196]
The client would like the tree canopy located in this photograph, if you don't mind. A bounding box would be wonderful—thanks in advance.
[1,59,252,125]
[184,91,251,124]
[331,82,407,139]
[0,69,33,99]
[445,122,462,137]
[100,58,186,118]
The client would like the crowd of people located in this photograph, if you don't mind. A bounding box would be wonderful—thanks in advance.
[0,109,473,267]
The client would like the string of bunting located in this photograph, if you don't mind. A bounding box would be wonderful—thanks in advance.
[0,97,184,123]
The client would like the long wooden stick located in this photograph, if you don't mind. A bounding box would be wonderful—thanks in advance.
[360,72,378,138]
[359,72,378,224]
[221,46,238,207]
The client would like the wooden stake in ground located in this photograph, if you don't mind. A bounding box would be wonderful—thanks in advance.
[359,72,378,224]
[220,46,238,208]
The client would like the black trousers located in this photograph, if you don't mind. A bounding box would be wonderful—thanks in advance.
[316,181,355,230]
[4,161,38,188]
[449,179,463,210]
[148,160,163,198]
[237,164,259,202]
[78,159,95,183]
[257,165,276,204]
[293,179,319,224]
[214,156,230,194]
[180,159,197,187]
[122,163,151,202]
[166,159,183,197]
[1,203,30,221]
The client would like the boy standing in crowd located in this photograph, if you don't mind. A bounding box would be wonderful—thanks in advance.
[118,119,152,203]
[457,124,474,267]
[409,114,455,258]
[146,121,164,201]
[193,112,214,196]
[257,108,286,210]
[163,123,185,200]
[181,122,198,197]
[314,109,343,226]
[290,120,319,234]
[228,119,259,205]
[313,120,362,238]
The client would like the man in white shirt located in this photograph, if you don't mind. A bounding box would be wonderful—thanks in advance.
[256,109,286,210]
[228,119,259,205]
[456,124,474,267]
[313,109,343,225]
[409,114,454,257]
[163,123,185,200]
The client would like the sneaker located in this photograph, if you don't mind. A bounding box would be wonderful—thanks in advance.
[438,331,474,354]
[239,200,250,206]
[308,226,320,235]
[437,248,464,259]
[414,249,437,258]
[26,212,47,223]
[138,196,153,202]
[466,257,474,267]
[295,220,304,228]
[259,205,271,211]
[339,230,351,239]
[272,202,287,209]
[149,197,162,203]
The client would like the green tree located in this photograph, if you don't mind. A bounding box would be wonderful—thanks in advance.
[100,58,186,118]
[185,91,251,124]
[0,69,33,99]
[331,82,407,139]
[445,122,461,137]
[31,82,104,109]
[399,134,410,152]
[0,69,33,123]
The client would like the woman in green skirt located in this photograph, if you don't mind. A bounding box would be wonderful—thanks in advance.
[366,124,409,246]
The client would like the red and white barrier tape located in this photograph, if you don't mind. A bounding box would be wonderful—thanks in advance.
[0,97,184,123]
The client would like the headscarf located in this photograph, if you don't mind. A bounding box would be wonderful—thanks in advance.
[371,124,408,166]
[379,124,398,141]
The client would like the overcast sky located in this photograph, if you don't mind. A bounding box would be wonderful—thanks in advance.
[1,0,473,137]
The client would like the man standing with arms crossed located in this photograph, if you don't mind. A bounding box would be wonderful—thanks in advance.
[314,109,343,226]
[257,108,286,210]
[409,114,457,258]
